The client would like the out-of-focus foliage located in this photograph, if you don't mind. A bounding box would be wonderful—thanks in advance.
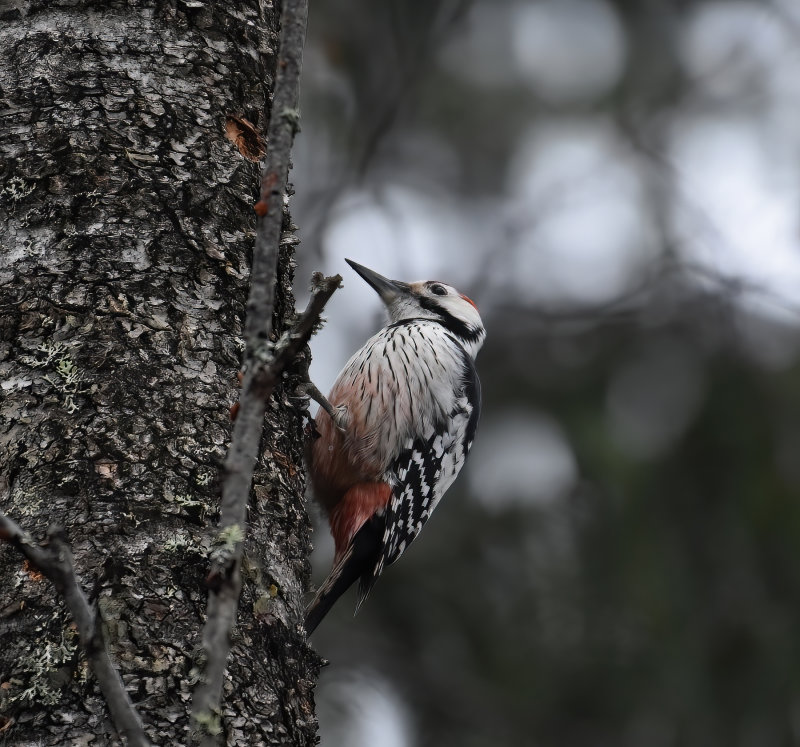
[292,1,800,745]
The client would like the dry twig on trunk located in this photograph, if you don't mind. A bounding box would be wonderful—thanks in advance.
[0,514,150,747]
[190,0,324,741]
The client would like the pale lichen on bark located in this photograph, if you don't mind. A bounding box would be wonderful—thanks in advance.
[0,1,319,744]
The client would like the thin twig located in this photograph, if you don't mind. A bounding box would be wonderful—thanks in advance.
[189,1,316,736]
[244,0,309,365]
[191,274,340,743]
[0,513,150,747]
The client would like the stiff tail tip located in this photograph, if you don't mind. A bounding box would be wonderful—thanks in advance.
[304,514,385,636]
[304,544,357,636]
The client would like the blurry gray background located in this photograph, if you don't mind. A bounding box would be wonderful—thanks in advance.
[292,1,800,745]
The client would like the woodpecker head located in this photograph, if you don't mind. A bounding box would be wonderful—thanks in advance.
[346,259,486,358]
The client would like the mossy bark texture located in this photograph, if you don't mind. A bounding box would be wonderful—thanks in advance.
[0,2,319,744]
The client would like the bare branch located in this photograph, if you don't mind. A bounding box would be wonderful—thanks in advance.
[244,0,310,366]
[188,1,322,734]
[191,273,340,742]
[0,513,150,747]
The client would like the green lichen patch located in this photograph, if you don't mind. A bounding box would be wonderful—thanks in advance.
[21,341,91,413]
[5,610,78,708]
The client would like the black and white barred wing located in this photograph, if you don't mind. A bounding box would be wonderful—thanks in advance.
[356,376,481,606]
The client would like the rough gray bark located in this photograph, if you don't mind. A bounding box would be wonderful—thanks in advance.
[0,514,149,746]
[0,2,319,744]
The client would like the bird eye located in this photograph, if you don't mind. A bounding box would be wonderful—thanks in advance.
[430,284,447,296]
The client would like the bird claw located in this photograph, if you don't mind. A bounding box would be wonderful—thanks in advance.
[330,405,349,433]
[295,381,348,433]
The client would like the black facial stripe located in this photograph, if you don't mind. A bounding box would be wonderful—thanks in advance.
[417,296,482,343]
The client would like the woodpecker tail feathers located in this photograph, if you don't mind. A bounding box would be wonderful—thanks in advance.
[304,513,385,636]
[304,546,356,636]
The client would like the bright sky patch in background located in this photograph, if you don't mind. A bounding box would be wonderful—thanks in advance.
[305,0,800,391]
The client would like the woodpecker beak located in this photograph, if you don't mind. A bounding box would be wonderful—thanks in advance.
[345,259,410,304]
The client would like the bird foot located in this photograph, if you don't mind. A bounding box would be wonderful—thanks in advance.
[295,381,349,432]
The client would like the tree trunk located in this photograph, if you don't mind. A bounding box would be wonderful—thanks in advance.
[0,2,319,744]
